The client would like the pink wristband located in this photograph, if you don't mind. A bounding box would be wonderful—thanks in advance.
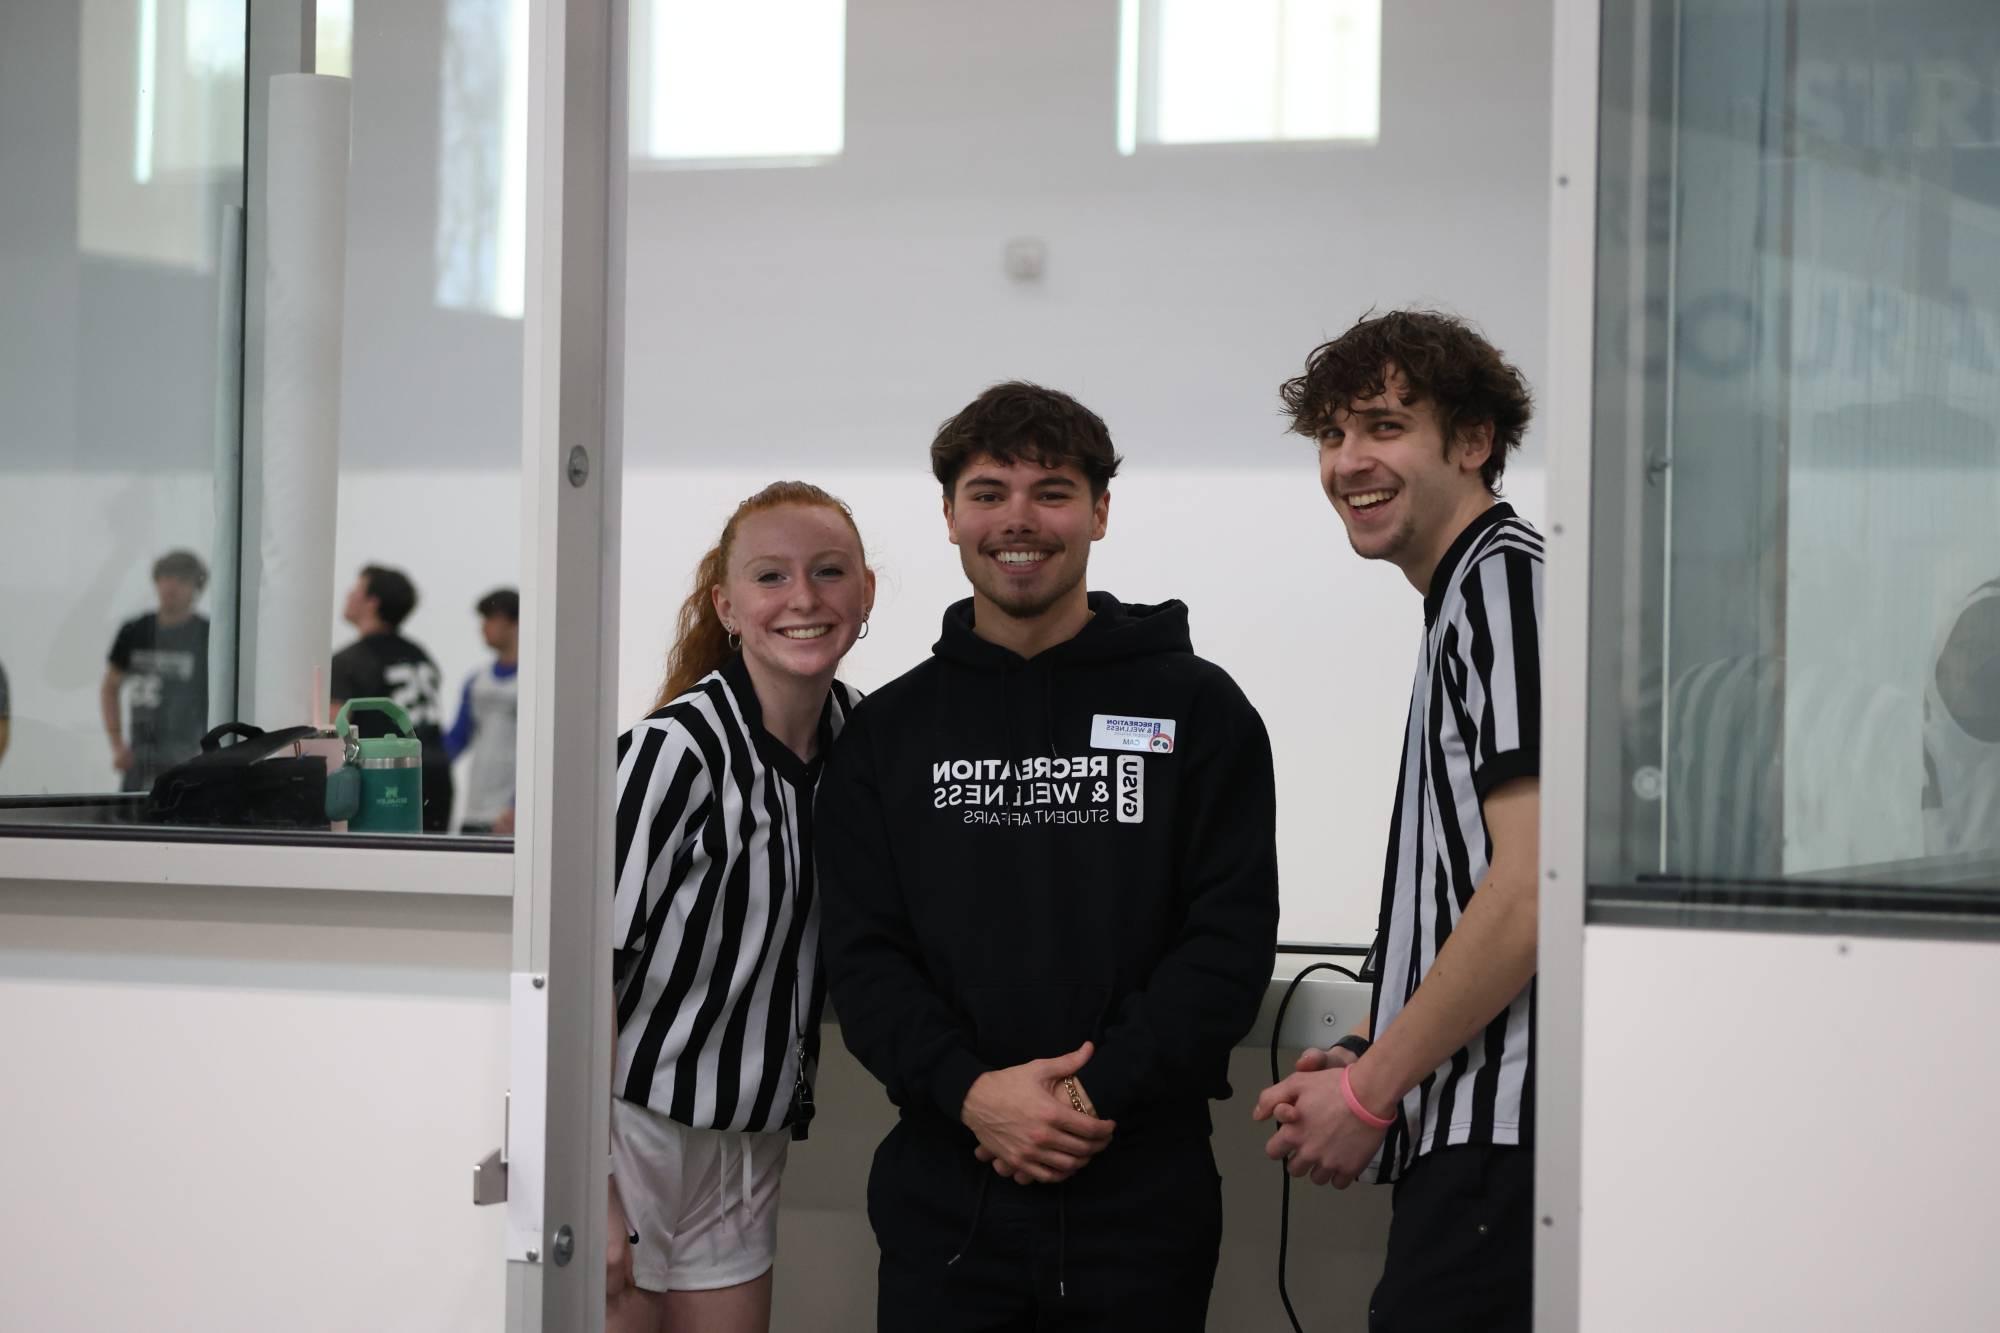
[1341,1065,1396,1130]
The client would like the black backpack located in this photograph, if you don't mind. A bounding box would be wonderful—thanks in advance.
[144,722,331,829]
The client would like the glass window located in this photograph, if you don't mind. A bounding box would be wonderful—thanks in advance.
[628,0,846,164]
[4,1,519,846]
[139,0,247,182]
[4,1,244,809]
[1586,0,2000,923]
[76,0,245,270]
[1117,0,1381,155]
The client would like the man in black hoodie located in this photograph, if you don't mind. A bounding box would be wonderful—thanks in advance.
[818,382,1279,1332]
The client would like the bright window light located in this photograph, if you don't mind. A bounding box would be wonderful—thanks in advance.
[1117,0,1381,155]
[435,0,528,319]
[630,0,845,164]
[135,0,247,182]
[79,0,242,269]
[316,0,354,78]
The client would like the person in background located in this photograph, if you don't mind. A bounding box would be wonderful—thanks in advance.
[1256,310,1544,1333]
[101,550,211,792]
[818,383,1279,1332]
[330,564,454,833]
[607,482,871,1333]
[1924,574,2000,857]
[445,587,519,835]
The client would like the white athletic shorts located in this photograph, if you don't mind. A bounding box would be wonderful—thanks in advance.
[610,1097,790,1293]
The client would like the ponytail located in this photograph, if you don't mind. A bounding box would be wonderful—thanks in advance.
[650,481,867,712]
[655,541,735,709]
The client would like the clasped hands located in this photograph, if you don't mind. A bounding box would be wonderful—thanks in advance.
[1253,1044,1392,1189]
[960,1040,1116,1185]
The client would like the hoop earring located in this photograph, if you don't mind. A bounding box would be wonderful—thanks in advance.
[857,619,870,640]
[724,624,741,652]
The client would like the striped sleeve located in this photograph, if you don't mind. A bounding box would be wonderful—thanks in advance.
[611,718,714,959]
[1445,544,1545,800]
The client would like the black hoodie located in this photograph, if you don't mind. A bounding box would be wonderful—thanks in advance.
[818,592,1279,1140]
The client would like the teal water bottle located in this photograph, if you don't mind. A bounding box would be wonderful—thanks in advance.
[336,698,424,833]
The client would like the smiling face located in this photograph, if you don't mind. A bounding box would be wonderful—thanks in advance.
[712,503,874,689]
[944,454,1108,626]
[1317,369,1494,588]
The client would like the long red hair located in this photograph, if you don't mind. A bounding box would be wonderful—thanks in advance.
[652,481,868,711]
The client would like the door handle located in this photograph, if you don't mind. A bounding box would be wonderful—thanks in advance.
[473,1090,510,1205]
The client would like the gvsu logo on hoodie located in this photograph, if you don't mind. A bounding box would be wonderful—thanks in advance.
[1116,755,1144,823]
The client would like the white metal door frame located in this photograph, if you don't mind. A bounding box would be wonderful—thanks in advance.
[1537,0,1603,1329]
[507,0,624,1327]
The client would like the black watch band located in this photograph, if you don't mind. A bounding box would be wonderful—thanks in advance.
[1331,1033,1372,1059]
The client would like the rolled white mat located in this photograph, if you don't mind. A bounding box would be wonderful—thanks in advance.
[252,74,351,730]
[209,202,244,730]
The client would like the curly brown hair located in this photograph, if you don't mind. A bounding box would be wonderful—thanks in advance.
[930,381,1123,498]
[1279,310,1533,495]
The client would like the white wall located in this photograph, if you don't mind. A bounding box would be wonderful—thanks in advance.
[1577,925,2000,1330]
[0,881,513,1333]
[624,0,1553,472]
[0,874,1392,1333]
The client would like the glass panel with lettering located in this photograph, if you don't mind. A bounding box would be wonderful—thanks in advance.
[1588,0,2000,924]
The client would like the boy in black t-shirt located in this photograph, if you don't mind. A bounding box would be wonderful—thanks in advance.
[101,550,211,792]
[330,564,455,832]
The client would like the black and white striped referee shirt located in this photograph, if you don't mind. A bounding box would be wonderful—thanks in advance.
[1369,501,1544,1183]
[612,654,859,1133]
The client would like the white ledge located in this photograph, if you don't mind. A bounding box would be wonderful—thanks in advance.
[1257,960,1373,1050]
[0,835,513,898]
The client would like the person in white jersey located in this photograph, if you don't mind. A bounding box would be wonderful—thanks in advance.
[1923,576,2000,858]
[1256,310,1545,1332]
[444,587,518,834]
[606,481,872,1333]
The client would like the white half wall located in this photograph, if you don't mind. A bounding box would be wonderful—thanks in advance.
[1578,924,2000,1331]
[0,882,512,1333]
[0,873,1391,1332]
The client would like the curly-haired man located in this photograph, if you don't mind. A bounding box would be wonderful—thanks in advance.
[1257,310,1545,1332]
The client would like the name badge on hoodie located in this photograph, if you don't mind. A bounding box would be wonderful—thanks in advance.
[1091,714,1177,755]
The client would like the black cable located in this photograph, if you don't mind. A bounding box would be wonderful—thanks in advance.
[1269,960,1364,1333]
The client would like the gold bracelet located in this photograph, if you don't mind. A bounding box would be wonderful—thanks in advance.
[1061,1076,1088,1114]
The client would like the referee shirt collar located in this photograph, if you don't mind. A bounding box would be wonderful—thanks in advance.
[1424,501,1515,627]
[719,652,832,788]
